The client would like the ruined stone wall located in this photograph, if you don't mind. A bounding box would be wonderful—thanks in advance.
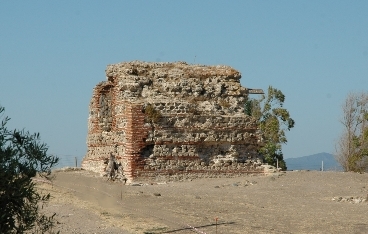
[82,61,264,182]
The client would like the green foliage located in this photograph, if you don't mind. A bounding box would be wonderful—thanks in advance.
[245,86,295,170]
[144,104,162,123]
[0,105,59,233]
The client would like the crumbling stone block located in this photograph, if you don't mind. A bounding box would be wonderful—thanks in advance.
[82,61,264,182]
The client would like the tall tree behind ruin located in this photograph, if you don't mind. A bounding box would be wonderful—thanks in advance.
[335,92,368,172]
[245,86,295,170]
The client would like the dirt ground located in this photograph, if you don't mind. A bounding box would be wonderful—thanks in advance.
[35,169,368,234]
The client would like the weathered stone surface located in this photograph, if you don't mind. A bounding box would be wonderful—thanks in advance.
[82,61,265,182]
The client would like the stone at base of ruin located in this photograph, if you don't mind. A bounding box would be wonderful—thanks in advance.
[82,61,266,182]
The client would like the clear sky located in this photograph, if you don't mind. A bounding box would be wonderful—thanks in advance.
[1,1,367,164]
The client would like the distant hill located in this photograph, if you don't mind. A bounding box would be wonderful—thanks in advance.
[285,152,343,171]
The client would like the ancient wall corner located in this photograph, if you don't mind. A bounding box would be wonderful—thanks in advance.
[83,61,267,182]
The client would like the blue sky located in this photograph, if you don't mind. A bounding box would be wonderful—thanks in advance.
[1,1,367,164]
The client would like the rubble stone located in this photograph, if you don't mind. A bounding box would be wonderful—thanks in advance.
[82,61,265,182]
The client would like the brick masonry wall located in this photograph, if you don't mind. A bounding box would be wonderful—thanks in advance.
[82,61,266,182]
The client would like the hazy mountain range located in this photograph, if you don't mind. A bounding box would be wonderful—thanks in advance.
[285,152,343,171]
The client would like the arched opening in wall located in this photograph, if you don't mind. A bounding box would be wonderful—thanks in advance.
[98,86,113,132]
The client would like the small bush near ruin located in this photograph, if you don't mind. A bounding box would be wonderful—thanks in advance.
[144,104,162,123]
[0,105,59,233]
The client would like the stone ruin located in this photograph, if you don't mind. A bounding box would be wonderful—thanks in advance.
[82,61,266,182]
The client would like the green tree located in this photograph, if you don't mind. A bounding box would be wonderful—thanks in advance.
[245,86,295,170]
[0,105,59,233]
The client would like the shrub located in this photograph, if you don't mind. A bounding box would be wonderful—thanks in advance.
[144,104,162,123]
[0,105,59,233]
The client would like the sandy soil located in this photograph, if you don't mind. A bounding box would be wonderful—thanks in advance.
[35,169,368,234]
